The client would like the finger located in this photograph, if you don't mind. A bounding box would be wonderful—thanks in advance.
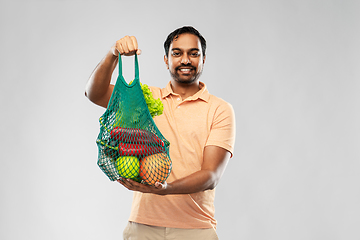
[127,178,143,188]
[154,182,165,189]
[119,179,135,191]
[118,177,131,186]
[118,45,124,56]
[116,41,124,55]
[125,36,135,52]
[117,178,127,186]
[130,36,142,55]
[121,38,130,55]
[130,36,138,51]
[117,177,125,183]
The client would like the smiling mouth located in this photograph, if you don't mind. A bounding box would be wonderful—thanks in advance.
[178,68,194,73]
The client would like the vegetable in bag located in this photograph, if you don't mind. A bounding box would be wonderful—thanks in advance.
[96,54,172,184]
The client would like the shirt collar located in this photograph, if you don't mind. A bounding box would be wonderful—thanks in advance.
[161,81,210,102]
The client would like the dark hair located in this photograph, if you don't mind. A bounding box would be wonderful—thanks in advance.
[164,26,206,57]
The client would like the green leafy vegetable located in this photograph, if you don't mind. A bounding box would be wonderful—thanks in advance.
[130,81,164,118]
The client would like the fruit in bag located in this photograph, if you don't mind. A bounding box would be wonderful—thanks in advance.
[116,156,140,179]
[140,153,171,185]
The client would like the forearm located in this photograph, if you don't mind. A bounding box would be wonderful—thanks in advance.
[85,49,118,106]
[164,146,230,195]
[165,169,218,195]
[118,146,230,195]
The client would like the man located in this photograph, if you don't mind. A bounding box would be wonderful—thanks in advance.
[85,26,236,239]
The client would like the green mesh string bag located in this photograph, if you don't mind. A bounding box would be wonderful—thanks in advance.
[96,54,171,185]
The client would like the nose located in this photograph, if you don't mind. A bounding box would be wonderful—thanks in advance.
[180,54,191,64]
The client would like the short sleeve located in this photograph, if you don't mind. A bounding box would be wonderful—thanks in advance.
[205,101,236,157]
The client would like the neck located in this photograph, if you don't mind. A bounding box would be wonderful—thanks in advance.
[170,79,200,100]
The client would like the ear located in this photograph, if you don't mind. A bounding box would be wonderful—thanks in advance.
[203,55,206,64]
[164,55,169,69]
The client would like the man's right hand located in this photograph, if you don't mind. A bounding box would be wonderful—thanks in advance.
[112,36,141,56]
[86,36,141,108]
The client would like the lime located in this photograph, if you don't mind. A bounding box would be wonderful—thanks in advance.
[116,156,140,179]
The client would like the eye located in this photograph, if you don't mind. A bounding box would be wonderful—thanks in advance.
[172,51,181,57]
[191,52,200,57]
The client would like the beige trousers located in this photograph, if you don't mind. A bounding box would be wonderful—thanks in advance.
[123,221,219,240]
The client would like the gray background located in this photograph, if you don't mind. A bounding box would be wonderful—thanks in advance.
[1,0,359,239]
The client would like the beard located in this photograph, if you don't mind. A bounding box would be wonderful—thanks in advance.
[169,64,203,84]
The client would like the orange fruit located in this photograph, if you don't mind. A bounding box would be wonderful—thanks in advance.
[140,153,171,185]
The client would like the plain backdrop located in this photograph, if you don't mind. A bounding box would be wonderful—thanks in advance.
[1,0,359,239]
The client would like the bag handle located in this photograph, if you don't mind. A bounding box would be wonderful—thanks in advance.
[118,53,139,81]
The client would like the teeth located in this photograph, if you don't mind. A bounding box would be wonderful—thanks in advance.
[180,69,191,72]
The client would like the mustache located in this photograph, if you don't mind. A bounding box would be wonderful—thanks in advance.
[175,64,196,71]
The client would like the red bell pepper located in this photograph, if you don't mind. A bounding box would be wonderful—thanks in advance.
[118,142,165,157]
[110,127,165,147]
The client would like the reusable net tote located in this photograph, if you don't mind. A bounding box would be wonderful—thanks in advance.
[96,54,171,185]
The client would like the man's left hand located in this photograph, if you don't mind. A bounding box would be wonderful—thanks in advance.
[117,177,169,195]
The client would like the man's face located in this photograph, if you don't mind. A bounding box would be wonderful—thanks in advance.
[164,33,206,84]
